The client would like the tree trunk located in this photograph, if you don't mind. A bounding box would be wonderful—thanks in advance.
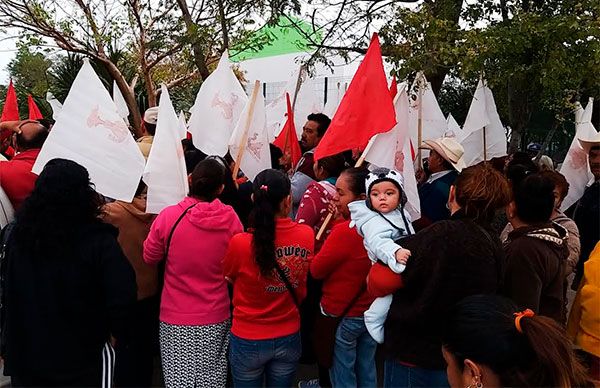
[176,0,211,81]
[103,60,142,137]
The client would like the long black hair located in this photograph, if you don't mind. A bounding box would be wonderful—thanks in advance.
[249,169,291,276]
[12,158,103,256]
[442,295,593,387]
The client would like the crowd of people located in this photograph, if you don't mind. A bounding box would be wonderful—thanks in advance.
[0,109,598,388]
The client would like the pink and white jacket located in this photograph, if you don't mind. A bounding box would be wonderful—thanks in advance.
[143,197,243,325]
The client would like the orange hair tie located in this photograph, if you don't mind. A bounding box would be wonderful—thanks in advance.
[514,309,535,333]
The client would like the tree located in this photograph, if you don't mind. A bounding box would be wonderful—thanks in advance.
[288,0,600,152]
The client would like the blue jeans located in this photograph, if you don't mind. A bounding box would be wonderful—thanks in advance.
[384,360,448,387]
[330,317,377,388]
[229,332,301,387]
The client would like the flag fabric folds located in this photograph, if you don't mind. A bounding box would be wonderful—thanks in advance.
[364,84,421,220]
[27,95,43,120]
[113,80,129,120]
[273,93,302,168]
[315,33,396,161]
[143,84,189,214]
[229,81,271,181]
[1,80,19,121]
[407,75,447,161]
[46,92,63,121]
[460,79,507,166]
[32,59,145,202]
[188,51,248,156]
[560,98,598,210]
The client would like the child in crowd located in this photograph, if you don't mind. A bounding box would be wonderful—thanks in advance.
[349,167,414,343]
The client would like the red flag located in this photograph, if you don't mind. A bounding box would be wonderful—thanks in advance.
[389,75,398,99]
[315,33,396,161]
[28,94,43,120]
[273,93,302,168]
[1,80,19,121]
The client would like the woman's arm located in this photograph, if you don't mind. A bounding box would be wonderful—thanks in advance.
[367,262,404,297]
[142,213,166,265]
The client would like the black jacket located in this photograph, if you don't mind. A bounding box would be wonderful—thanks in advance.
[384,211,504,369]
[1,221,136,382]
[502,223,568,324]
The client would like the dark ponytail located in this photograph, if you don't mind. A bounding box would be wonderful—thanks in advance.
[442,295,593,387]
[250,169,291,277]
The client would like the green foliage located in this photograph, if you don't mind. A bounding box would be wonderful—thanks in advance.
[379,0,600,152]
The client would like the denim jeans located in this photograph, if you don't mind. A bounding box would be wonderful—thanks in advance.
[329,317,377,388]
[229,331,301,387]
[384,359,449,388]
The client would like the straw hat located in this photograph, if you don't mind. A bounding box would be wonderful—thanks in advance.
[420,137,466,172]
[578,131,600,153]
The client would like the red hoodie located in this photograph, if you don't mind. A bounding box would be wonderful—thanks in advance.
[144,197,243,325]
[224,218,314,340]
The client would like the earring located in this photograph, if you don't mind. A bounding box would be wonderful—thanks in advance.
[466,375,483,388]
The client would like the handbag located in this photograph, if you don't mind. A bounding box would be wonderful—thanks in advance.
[312,282,367,369]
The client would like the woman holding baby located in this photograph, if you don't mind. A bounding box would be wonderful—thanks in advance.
[368,163,511,387]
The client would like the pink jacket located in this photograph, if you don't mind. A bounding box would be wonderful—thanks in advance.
[143,197,243,325]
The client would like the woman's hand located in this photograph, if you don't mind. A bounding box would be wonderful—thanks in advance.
[327,202,341,220]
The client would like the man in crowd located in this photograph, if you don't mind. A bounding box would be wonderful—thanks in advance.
[0,120,50,210]
[137,106,158,159]
[415,137,465,229]
[571,132,600,289]
[290,113,331,217]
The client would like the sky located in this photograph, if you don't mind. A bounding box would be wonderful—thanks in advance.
[0,36,17,83]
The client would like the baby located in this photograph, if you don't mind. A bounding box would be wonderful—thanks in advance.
[348,167,414,343]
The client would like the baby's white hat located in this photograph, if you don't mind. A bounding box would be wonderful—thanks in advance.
[365,167,407,209]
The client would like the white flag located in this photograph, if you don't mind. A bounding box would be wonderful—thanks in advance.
[32,59,145,202]
[446,113,462,139]
[113,80,129,120]
[460,79,507,166]
[188,51,248,156]
[46,92,63,121]
[560,98,597,210]
[408,75,448,161]
[229,82,271,181]
[178,111,188,140]
[365,85,421,220]
[143,85,189,214]
[0,185,14,229]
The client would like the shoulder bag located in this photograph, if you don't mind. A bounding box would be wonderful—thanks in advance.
[312,282,367,368]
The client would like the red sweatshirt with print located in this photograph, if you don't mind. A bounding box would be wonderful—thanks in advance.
[224,218,314,340]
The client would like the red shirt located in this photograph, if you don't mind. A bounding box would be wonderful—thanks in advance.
[310,220,375,317]
[0,148,41,210]
[224,218,314,340]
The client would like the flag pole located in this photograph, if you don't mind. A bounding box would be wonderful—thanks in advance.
[232,80,261,180]
[416,71,424,168]
[292,65,305,110]
[483,126,488,162]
